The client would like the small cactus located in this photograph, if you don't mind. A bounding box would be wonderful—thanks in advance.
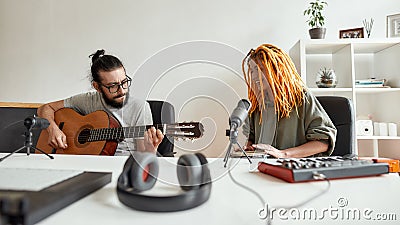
[316,67,337,88]
[318,67,334,80]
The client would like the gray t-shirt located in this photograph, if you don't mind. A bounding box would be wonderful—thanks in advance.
[64,91,153,155]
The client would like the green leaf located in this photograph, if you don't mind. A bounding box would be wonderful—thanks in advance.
[303,0,327,28]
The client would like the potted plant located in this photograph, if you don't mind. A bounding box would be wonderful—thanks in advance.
[316,67,337,88]
[303,0,328,39]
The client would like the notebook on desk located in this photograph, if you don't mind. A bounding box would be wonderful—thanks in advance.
[0,168,112,225]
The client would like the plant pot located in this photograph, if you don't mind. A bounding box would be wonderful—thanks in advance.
[316,80,337,88]
[309,28,326,39]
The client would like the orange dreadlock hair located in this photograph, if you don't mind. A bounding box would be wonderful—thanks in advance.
[242,44,305,122]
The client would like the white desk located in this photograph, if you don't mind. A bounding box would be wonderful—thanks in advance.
[0,153,399,225]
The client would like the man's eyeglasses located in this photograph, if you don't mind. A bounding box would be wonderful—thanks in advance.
[98,75,132,94]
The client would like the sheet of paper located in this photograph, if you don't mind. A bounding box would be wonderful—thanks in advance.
[0,168,83,191]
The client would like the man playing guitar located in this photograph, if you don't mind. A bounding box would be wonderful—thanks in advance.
[37,49,164,156]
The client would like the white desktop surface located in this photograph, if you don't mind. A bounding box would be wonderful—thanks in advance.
[0,153,399,225]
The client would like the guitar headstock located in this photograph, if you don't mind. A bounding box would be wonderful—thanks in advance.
[165,122,204,140]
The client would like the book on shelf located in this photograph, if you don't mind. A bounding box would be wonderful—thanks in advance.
[355,79,386,88]
[355,84,387,88]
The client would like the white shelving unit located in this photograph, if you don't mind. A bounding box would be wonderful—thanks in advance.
[289,39,400,158]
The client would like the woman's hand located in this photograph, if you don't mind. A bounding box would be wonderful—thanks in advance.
[242,141,255,151]
[252,144,287,158]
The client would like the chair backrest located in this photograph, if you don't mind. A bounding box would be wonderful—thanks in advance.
[0,106,41,153]
[316,96,355,156]
[147,100,175,157]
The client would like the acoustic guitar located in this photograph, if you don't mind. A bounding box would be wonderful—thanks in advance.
[36,108,203,155]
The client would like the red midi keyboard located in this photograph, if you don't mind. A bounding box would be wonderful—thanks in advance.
[258,156,389,183]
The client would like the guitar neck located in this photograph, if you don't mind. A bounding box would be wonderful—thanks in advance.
[87,124,165,142]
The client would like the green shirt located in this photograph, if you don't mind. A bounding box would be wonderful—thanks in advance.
[243,91,337,156]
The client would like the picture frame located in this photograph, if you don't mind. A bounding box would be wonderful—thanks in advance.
[387,13,400,38]
[339,27,364,39]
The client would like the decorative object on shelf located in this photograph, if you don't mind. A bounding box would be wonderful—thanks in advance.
[339,27,364,38]
[373,122,380,136]
[363,18,374,38]
[372,122,397,136]
[303,0,328,39]
[387,13,400,38]
[356,120,373,136]
[388,123,397,137]
[378,123,388,136]
[316,67,337,88]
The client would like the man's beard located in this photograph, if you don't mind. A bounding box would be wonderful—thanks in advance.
[100,90,129,108]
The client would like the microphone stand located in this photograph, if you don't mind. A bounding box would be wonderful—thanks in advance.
[223,124,252,168]
[0,128,54,162]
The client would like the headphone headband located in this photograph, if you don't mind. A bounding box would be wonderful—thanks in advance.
[116,182,211,212]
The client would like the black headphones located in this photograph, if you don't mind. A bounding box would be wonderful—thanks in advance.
[116,151,212,212]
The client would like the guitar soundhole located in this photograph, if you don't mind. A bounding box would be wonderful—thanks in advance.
[78,129,91,144]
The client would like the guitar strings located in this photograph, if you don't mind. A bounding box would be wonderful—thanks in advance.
[82,125,166,142]
[78,123,197,142]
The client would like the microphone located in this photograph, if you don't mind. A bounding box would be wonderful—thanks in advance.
[224,99,253,167]
[24,116,50,130]
[230,99,251,131]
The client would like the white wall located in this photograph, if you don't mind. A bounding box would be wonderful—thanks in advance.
[1,0,399,156]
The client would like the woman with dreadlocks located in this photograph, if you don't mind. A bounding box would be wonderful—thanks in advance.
[242,44,336,158]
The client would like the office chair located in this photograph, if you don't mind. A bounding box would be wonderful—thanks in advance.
[147,100,175,157]
[316,96,355,156]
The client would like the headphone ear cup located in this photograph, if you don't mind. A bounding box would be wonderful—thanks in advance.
[177,154,202,191]
[194,153,211,185]
[117,153,135,188]
[129,152,159,192]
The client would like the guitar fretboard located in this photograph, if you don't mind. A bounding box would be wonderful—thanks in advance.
[86,125,166,142]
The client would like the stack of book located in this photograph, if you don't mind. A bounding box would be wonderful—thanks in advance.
[355,79,386,88]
